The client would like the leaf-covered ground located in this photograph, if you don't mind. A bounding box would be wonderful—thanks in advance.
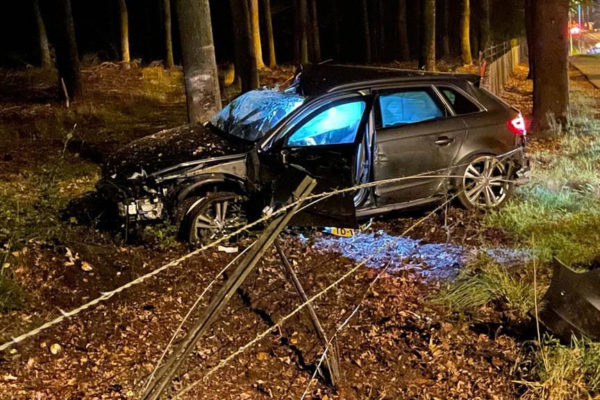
[0,62,597,399]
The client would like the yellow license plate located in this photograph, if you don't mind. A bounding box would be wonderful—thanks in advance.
[327,227,356,237]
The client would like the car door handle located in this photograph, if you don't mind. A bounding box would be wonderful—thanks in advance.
[435,136,454,146]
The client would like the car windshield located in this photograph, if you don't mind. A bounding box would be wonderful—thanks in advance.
[210,89,306,142]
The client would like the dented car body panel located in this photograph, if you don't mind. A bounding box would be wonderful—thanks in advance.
[97,64,528,236]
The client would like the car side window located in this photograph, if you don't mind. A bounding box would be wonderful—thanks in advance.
[438,87,481,115]
[378,89,445,128]
[287,100,366,147]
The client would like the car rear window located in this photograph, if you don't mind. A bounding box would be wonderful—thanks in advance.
[438,87,481,115]
[379,90,444,128]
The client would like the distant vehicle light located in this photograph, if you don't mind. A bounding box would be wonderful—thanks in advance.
[571,26,582,36]
[508,115,527,135]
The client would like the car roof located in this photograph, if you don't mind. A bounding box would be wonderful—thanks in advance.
[296,64,482,97]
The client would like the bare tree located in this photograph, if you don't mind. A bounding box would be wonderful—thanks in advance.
[524,0,535,79]
[460,0,472,64]
[163,0,174,68]
[262,0,277,67]
[479,0,490,52]
[423,0,436,70]
[298,0,309,64]
[441,0,450,58]
[331,0,341,60]
[375,0,385,61]
[309,0,321,62]
[531,0,569,132]
[397,0,410,61]
[361,0,372,63]
[230,0,259,91]
[174,0,221,123]
[33,0,52,69]
[249,0,265,69]
[45,0,82,99]
[118,0,130,67]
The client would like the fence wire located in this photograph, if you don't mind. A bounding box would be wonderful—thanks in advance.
[0,149,524,356]
[172,191,463,399]
[481,38,527,95]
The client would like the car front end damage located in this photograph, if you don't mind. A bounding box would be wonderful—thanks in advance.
[97,153,251,234]
[95,175,167,231]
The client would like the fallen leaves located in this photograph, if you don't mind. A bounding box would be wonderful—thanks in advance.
[80,261,93,272]
[49,343,61,355]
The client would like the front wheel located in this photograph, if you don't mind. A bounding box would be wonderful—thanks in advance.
[456,155,513,210]
[179,192,247,245]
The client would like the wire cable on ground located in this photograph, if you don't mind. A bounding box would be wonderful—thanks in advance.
[297,200,456,399]
[0,149,522,352]
[173,192,463,399]
[142,243,256,392]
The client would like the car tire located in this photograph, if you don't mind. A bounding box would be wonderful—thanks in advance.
[179,192,247,245]
[455,154,514,210]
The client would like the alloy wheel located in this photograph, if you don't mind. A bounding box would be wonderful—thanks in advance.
[462,156,510,209]
[190,194,246,243]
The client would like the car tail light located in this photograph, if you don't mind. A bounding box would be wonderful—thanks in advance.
[507,115,527,135]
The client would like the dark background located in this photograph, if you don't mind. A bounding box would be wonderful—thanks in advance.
[0,0,526,68]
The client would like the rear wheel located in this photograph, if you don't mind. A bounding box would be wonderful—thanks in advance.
[456,155,513,210]
[180,192,247,244]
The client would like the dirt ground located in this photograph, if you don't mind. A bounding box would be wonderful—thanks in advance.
[0,63,557,399]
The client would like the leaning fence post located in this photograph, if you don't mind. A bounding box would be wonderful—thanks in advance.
[275,241,341,386]
[143,175,317,400]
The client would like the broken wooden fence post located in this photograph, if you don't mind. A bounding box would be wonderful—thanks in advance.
[143,175,317,400]
[275,241,341,386]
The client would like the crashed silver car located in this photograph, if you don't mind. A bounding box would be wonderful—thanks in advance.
[97,64,529,243]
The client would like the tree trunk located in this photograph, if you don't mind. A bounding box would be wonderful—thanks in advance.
[532,0,569,133]
[331,0,341,60]
[163,0,174,68]
[397,0,410,61]
[230,0,259,91]
[442,0,450,58]
[299,0,309,64]
[44,0,82,100]
[118,0,130,66]
[361,0,372,63]
[423,0,435,70]
[33,0,52,69]
[309,0,321,63]
[262,0,276,67]
[377,0,386,61]
[417,0,425,68]
[174,0,221,123]
[249,0,265,69]
[479,0,490,52]
[460,0,472,64]
[524,0,535,79]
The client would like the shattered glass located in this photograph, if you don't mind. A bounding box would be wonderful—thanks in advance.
[210,89,306,142]
[315,231,529,280]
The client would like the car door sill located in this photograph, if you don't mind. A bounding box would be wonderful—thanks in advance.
[356,196,443,218]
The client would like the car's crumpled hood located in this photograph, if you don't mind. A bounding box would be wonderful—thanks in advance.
[103,124,253,180]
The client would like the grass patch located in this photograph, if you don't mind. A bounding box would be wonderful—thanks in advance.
[0,273,24,312]
[486,88,600,267]
[0,154,99,248]
[521,335,600,400]
[434,254,536,319]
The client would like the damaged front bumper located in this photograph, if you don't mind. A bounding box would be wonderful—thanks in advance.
[117,197,164,221]
[96,179,166,225]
